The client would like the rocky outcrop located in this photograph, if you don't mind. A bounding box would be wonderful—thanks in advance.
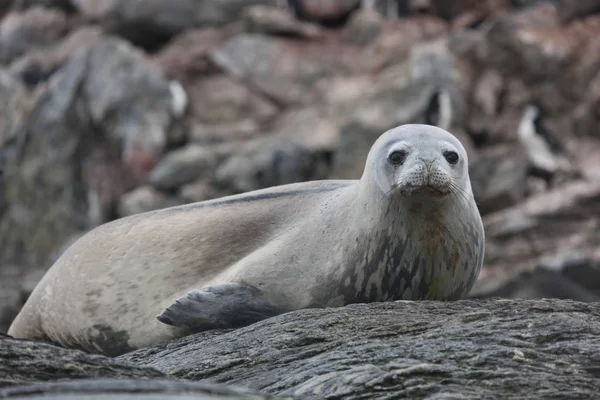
[0,380,287,400]
[0,335,282,399]
[2,299,600,399]
[121,299,600,399]
[0,334,167,388]
[0,37,182,275]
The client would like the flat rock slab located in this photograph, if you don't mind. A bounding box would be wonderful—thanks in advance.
[0,334,167,388]
[121,299,600,399]
[0,379,287,400]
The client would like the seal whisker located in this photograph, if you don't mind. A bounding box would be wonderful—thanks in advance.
[380,183,400,202]
[448,181,480,214]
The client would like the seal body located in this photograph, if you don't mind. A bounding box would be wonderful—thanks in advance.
[9,124,485,356]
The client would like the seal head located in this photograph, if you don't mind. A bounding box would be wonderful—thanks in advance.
[369,124,470,200]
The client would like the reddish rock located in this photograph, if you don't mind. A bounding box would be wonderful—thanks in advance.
[210,33,364,106]
[360,15,448,71]
[150,28,225,84]
[287,0,360,22]
[186,75,278,124]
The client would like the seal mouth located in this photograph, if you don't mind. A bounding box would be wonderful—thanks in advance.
[399,184,450,199]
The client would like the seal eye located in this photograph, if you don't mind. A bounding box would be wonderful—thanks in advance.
[388,150,407,165]
[444,151,459,165]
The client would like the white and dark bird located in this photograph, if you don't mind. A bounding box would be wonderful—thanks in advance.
[517,104,576,189]
[424,88,453,131]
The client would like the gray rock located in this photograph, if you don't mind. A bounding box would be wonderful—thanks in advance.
[0,379,288,399]
[243,4,322,38]
[555,0,600,22]
[0,334,169,388]
[12,0,74,12]
[179,180,222,203]
[0,267,45,333]
[189,120,261,144]
[74,0,278,49]
[0,68,30,146]
[215,135,331,194]
[0,266,22,333]
[270,107,340,151]
[428,0,511,20]
[0,7,68,64]
[469,144,529,215]
[343,8,383,46]
[8,26,105,87]
[0,37,181,270]
[118,186,184,217]
[120,299,600,399]
[0,0,12,18]
[149,145,218,191]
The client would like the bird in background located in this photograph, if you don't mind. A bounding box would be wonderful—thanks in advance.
[425,88,453,131]
[517,103,578,189]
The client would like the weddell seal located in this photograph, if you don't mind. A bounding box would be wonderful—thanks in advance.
[8,124,485,356]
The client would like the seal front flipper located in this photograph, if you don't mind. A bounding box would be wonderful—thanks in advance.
[156,283,285,331]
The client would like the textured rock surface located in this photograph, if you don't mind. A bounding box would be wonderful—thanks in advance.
[0,334,168,388]
[120,299,600,400]
[0,379,288,400]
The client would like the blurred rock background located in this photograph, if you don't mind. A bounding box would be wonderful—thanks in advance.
[1,0,600,333]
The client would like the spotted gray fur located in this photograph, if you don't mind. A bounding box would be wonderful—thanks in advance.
[7,123,485,356]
